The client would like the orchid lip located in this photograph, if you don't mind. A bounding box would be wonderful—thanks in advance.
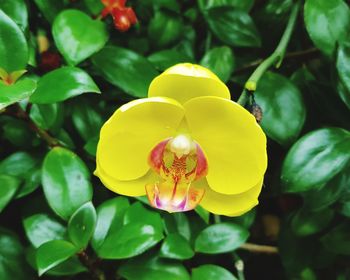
[146,135,208,212]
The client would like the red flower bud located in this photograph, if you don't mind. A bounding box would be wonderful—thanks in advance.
[100,0,137,32]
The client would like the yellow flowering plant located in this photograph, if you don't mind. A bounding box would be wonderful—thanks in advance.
[95,63,267,216]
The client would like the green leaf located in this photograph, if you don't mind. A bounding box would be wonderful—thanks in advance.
[148,10,183,48]
[0,10,28,72]
[291,207,334,237]
[52,9,108,65]
[337,79,350,110]
[34,0,64,23]
[0,79,36,110]
[118,254,190,280]
[71,100,103,141]
[92,46,158,98]
[254,72,306,146]
[304,0,350,56]
[123,202,163,233]
[337,41,350,94]
[23,213,66,248]
[195,223,249,254]
[68,202,96,249]
[42,147,93,220]
[200,46,235,83]
[164,212,191,240]
[0,229,30,280]
[92,197,130,251]
[192,264,237,280]
[0,0,28,30]
[194,205,210,224]
[302,168,350,211]
[0,151,38,177]
[148,49,192,71]
[321,223,350,255]
[205,7,261,47]
[281,128,350,192]
[84,136,98,157]
[97,222,163,259]
[0,175,21,212]
[36,240,79,276]
[160,233,194,260]
[30,67,100,104]
[29,103,63,130]
[15,167,41,198]
[84,0,104,14]
[198,0,254,12]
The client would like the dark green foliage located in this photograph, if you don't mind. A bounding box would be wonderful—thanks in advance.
[0,0,350,279]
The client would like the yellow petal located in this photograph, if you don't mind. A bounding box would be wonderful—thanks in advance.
[148,63,230,104]
[95,160,156,196]
[196,178,264,216]
[184,96,267,194]
[96,97,185,181]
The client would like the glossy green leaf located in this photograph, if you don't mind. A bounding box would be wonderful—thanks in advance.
[30,67,100,104]
[337,41,350,94]
[0,229,30,280]
[84,136,98,157]
[291,207,334,236]
[34,0,64,23]
[0,175,21,212]
[302,168,350,211]
[321,223,350,255]
[192,264,237,280]
[0,79,36,110]
[29,103,63,130]
[42,147,93,220]
[52,9,108,65]
[255,72,306,145]
[0,10,28,72]
[194,205,210,224]
[281,128,350,192]
[92,197,130,251]
[15,167,41,198]
[0,151,38,177]
[92,46,158,98]
[200,46,235,83]
[36,240,79,276]
[337,79,350,110]
[160,233,194,260]
[68,202,96,249]
[195,223,249,254]
[205,7,261,47]
[0,0,28,30]
[164,212,191,241]
[198,0,254,11]
[123,202,163,233]
[148,10,183,48]
[148,49,192,71]
[304,0,350,56]
[96,222,163,259]
[23,213,66,248]
[118,254,190,280]
[71,100,103,141]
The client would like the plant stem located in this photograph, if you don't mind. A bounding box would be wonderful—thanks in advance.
[237,1,301,106]
[239,242,278,254]
[12,104,62,148]
[233,253,245,280]
[77,251,105,280]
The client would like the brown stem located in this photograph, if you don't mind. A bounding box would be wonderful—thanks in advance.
[10,104,61,148]
[239,242,278,254]
[233,48,319,76]
[77,251,105,280]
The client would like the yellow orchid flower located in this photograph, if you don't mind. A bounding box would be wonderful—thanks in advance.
[95,63,267,216]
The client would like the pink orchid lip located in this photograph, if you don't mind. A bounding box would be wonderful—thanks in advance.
[146,136,208,213]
